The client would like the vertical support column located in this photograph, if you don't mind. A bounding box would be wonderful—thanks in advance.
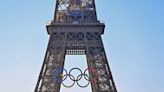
[86,32,117,92]
[35,32,66,92]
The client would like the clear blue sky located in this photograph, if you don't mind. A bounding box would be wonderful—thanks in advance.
[0,0,164,92]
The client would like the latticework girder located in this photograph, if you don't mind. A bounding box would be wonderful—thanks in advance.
[34,0,117,92]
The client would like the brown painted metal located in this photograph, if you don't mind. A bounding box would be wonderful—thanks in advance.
[34,0,117,92]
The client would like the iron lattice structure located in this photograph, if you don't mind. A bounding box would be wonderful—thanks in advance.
[34,0,117,92]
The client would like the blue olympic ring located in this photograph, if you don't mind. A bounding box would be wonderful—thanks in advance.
[54,67,67,82]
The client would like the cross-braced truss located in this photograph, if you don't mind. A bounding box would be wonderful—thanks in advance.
[54,0,97,22]
[34,0,117,92]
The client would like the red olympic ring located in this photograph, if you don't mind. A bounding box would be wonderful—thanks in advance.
[84,67,98,83]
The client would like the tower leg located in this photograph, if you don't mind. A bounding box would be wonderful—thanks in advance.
[86,32,117,92]
[35,34,66,92]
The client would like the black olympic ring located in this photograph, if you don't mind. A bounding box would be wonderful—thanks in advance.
[54,67,98,88]
[69,68,83,81]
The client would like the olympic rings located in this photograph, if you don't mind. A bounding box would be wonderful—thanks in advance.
[54,67,98,88]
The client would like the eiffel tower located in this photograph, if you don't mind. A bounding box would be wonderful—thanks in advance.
[34,0,117,92]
